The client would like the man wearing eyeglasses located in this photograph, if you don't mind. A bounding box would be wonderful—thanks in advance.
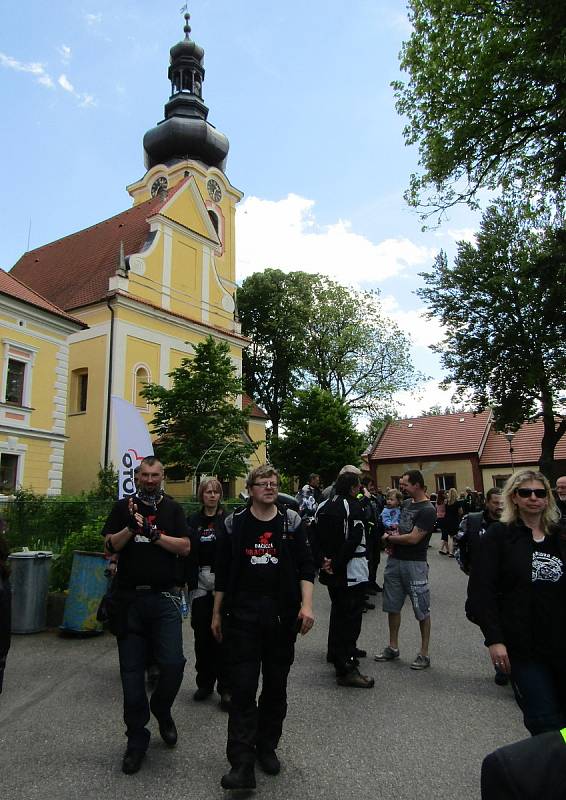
[212,464,315,791]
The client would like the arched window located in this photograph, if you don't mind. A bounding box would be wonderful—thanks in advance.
[208,209,219,234]
[134,366,150,410]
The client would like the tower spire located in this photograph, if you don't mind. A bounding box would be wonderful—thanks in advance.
[142,8,229,171]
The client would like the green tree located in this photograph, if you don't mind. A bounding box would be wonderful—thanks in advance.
[417,199,566,478]
[304,279,419,417]
[238,269,312,437]
[239,270,419,431]
[88,463,119,500]
[394,0,566,218]
[270,387,365,486]
[142,336,258,481]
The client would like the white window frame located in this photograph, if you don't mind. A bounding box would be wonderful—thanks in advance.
[1,340,37,408]
[132,363,151,411]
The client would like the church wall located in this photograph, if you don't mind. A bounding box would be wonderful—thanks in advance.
[63,333,108,495]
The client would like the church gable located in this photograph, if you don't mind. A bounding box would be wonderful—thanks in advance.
[157,176,220,246]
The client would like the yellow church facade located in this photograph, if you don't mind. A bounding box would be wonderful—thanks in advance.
[10,17,266,497]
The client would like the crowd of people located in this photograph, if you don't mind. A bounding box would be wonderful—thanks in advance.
[3,456,566,797]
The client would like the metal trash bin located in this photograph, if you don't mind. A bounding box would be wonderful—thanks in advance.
[60,550,107,635]
[8,550,53,634]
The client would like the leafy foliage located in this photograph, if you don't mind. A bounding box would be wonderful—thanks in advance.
[6,490,112,553]
[270,388,365,486]
[238,269,312,437]
[88,463,119,500]
[238,269,420,434]
[303,280,419,415]
[142,336,258,480]
[49,517,106,592]
[417,199,566,476]
[394,0,566,217]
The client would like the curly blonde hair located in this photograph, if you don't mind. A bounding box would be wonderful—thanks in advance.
[501,470,559,531]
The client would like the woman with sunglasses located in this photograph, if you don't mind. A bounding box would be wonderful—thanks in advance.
[469,470,566,735]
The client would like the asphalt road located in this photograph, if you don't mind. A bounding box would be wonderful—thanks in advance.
[0,533,526,800]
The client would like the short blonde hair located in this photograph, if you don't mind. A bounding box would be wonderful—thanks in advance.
[197,477,223,504]
[501,470,559,531]
[246,464,279,489]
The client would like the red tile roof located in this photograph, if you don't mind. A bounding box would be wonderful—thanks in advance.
[369,410,492,462]
[243,394,267,419]
[480,420,566,465]
[10,194,168,311]
[0,269,86,327]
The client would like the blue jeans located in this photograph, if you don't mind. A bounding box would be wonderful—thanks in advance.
[117,591,186,751]
[510,657,566,736]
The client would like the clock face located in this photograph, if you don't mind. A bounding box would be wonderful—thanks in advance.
[151,176,168,197]
[207,178,222,202]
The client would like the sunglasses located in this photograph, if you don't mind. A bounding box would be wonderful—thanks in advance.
[515,488,547,499]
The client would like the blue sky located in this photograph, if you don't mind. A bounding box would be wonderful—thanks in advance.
[0,1,483,415]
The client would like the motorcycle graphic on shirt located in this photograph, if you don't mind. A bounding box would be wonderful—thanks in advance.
[246,531,279,565]
[532,551,563,583]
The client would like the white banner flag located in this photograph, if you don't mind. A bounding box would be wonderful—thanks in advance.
[110,396,154,499]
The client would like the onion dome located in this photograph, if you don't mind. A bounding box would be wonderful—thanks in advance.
[143,11,229,171]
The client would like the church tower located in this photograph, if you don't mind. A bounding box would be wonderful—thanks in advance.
[11,11,266,496]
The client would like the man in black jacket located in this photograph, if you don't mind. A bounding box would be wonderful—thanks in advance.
[212,464,315,791]
[455,488,504,577]
[317,471,374,688]
[454,488,505,684]
[101,456,190,775]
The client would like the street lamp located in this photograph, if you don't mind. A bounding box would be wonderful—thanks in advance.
[505,430,515,473]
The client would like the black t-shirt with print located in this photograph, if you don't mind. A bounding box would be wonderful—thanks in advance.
[188,511,220,569]
[531,535,566,659]
[236,513,280,595]
[101,496,189,590]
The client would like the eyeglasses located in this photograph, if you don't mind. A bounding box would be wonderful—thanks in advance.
[515,488,547,499]
[252,481,278,489]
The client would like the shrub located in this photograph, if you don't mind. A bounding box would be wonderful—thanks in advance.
[49,517,106,592]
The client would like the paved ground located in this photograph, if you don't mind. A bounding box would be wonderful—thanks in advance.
[0,532,526,800]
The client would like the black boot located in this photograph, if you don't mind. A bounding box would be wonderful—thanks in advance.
[221,764,256,790]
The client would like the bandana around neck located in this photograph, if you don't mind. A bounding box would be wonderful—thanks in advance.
[136,488,164,508]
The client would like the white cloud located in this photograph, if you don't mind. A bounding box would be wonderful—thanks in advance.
[57,44,72,63]
[380,296,446,350]
[58,73,97,107]
[236,194,433,286]
[445,227,477,245]
[79,94,96,108]
[58,73,74,93]
[393,380,459,418]
[0,52,54,88]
